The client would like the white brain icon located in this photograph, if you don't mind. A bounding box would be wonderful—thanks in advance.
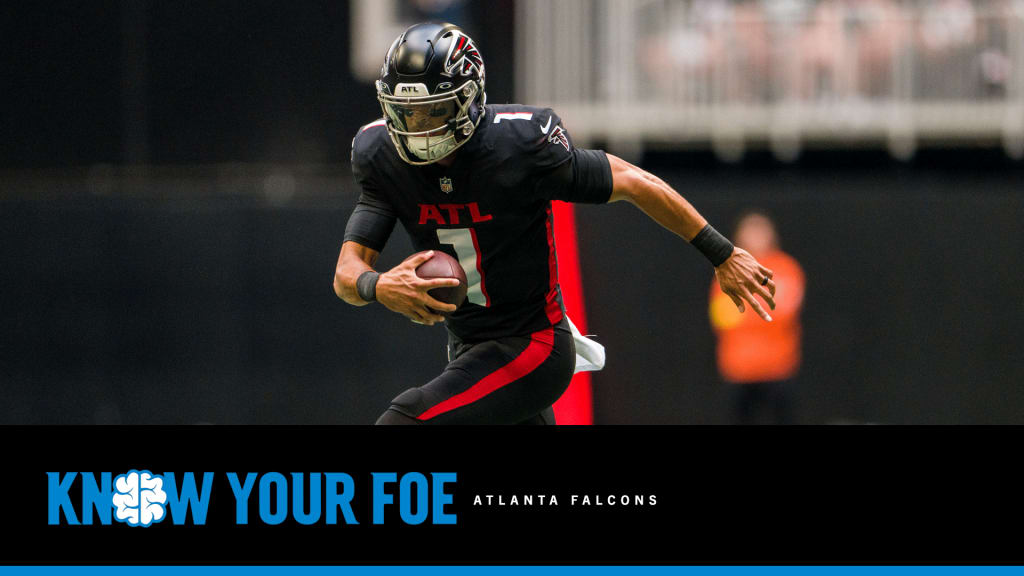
[112,470,167,527]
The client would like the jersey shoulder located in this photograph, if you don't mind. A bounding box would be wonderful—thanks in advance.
[479,104,573,172]
[481,104,566,149]
[350,117,394,183]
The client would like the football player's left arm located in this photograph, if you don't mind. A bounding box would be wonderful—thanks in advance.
[606,153,777,322]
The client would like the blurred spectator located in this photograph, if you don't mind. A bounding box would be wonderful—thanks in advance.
[850,0,906,97]
[614,0,1015,107]
[797,0,845,98]
[916,0,978,98]
[733,0,772,102]
[638,0,733,102]
[973,0,1017,98]
[798,0,904,100]
[709,212,805,425]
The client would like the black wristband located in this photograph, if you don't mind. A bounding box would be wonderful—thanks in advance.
[356,271,380,302]
[690,224,735,267]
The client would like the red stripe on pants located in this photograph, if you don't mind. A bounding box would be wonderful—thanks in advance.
[416,327,556,421]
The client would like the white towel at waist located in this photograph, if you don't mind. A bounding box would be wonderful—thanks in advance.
[565,315,605,374]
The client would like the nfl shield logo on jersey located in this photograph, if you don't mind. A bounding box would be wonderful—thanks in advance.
[439,177,454,194]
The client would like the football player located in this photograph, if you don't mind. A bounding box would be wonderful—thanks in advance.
[334,22,776,424]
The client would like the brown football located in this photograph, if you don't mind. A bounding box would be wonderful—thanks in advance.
[413,250,468,314]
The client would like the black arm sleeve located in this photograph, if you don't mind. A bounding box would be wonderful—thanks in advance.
[537,148,613,204]
[345,137,398,252]
[343,196,396,253]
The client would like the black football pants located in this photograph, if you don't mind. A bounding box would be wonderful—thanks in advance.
[375,317,575,425]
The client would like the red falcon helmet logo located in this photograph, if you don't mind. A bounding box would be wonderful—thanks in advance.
[443,31,483,77]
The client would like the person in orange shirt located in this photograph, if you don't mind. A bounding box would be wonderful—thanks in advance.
[709,211,805,424]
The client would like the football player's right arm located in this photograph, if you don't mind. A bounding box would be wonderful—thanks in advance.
[334,243,457,325]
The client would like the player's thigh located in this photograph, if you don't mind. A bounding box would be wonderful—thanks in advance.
[430,338,573,424]
[382,327,574,424]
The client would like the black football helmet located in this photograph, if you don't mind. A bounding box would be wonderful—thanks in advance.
[376,22,486,165]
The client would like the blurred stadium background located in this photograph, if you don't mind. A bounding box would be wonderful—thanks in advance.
[2,0,1022,424]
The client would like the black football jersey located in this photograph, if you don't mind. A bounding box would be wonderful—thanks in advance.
[345,104,613,341]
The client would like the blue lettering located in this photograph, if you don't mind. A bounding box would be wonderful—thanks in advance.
[325,473,358,525]
[292,472,321,525]
[226,472,258,524]
[431,472,457,525]
[258,472,287,525]
[371,472,397,525]
[47,472,78,525]
[399,472,429,525]
[165,472,214,525]
[81,472,112,525]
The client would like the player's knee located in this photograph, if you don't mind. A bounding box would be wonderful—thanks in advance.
[375,408,422,425]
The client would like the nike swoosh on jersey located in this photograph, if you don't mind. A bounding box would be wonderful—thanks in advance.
[540,115,552,134]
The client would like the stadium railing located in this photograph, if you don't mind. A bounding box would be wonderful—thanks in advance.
[515,0,1024,159]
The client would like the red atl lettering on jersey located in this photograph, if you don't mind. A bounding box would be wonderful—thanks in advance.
[467,203,493,223]
[418,202,493,225]
[419,204,444,225]
[438,204,462,225]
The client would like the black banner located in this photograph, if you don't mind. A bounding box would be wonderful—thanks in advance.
[4,426,1021,565]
